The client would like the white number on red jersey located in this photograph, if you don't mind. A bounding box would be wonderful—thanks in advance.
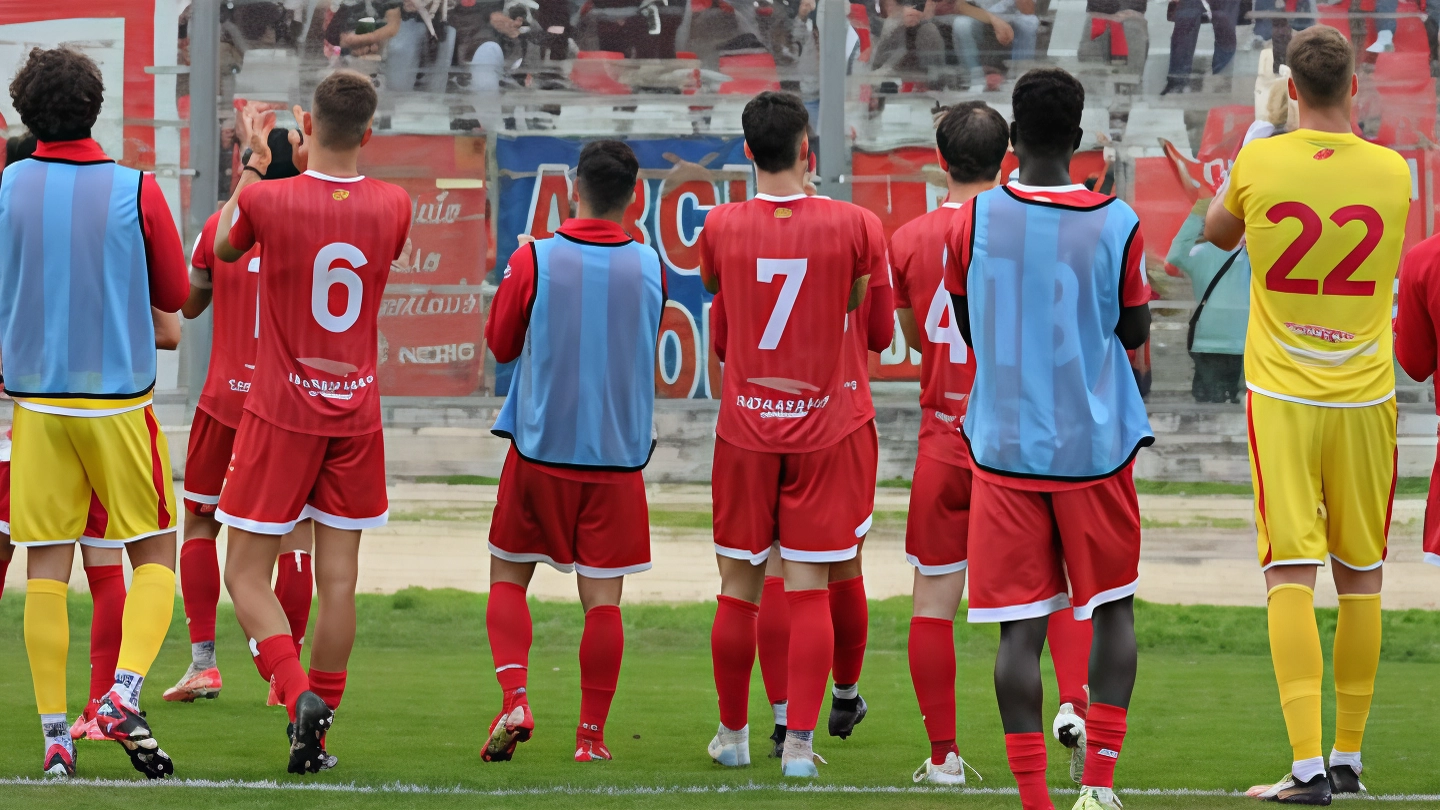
[925,252,967,364]
[312,243,367,334]
[249,257,261,339]
[756,258,808,350]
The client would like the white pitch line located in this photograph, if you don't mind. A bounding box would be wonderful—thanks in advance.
[0,777,1436,801]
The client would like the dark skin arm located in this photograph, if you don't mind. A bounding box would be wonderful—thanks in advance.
[950,296,1149,349]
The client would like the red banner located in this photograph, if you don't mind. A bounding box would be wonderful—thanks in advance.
[378,290,486,397]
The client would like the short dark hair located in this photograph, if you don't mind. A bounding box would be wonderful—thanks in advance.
[9,48,104,141]
[311,70,377,149]
[1011,68,1085,158]
[1288,26,1353,108]
[742,91,809,174]
[936,102,1009,184]
[577,139,639,215]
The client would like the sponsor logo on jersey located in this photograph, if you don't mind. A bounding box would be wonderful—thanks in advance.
[1099,748,1120,759]
[1285,322,1355,343]
[774,208,792,219]
[736,395,830,419]
[333,190,350,201]
[1313,149,1335,161]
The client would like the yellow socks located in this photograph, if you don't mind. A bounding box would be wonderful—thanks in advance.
[25,579,69,716]
[1267,583,1324,764]
[116,564,176,678]
[1333,593,1381,755]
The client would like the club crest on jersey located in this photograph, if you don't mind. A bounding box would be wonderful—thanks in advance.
[332,190,350,201]
[1313,149,1334,161]
[774,208,792,219]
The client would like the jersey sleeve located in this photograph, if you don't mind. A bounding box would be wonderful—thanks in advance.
[857,210,887,285]
[139,173,190,312]
[485,243,539,364]
[888,237,912,309]
[393,187,413,262]
[865,279,895,353]
[1396,243,1439,382]
[1221,145,1249,220]
[1120,223,1152,308]
[698,208,721,291]
[943,200,976,296]
[710,291,728,363]
[228,183,262,254]
[192,215,217,271]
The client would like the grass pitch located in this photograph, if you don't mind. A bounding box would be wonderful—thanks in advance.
[1,590,1438,809]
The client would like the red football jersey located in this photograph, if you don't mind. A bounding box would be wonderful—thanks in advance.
[192,211,262,428]
[699,193,886,453]
[890,202,975,464]
[228,170,412,437]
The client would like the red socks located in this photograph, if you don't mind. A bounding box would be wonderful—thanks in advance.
[487,581,532,704]
[0,558,9,602]
[180,539,220,645]
[579,605,624,739]
[1047,610,1092,716]
[828,576,867,687]
[908,616,957,763]
[308,668,347,711]
[257,634,309,722]
[275,550,314,657]
[1083,703,1128,788]
[85,565,126,703]
[756,576,790,707]
[711,594,758,730]
[1006,732,1054,810]
[785,589,833,734]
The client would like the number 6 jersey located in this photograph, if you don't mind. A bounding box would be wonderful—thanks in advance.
[1223,129,1411,406]
[698,193,887,453]
[228,170,413,436]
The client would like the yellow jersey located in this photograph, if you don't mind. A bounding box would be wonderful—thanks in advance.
[1223,129,1411,406]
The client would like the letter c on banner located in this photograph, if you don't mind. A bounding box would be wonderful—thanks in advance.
[655,300,701,398]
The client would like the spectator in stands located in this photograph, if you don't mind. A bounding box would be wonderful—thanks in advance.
[1162,0,1240,94]
[333,1,458,93]
[578,0,683,59]
[1167,197,1251,403]
[466,1,531,92]
[871,0,947,81]
[1077,0,1148,79]
[950,0,1035,92]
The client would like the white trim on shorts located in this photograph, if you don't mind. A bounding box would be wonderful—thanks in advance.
[1245,383,1395,409]
[488,542,576,574]
[714,543,771,565]
[1425,552,1440,568]
[1070,577,1140,620]
[14,398,153,417]
[0,518,10,534]
[967,592,1070,624]
[12,526,176,548]
[906,554,968,576]
[182,490,221,505]
[1329,553,1383,572]
[216,509,303,536]
[855,514,873,537]
[1261,557,1326,572]
[779,544,859,563]
[574,561,653,579]
[301,505,388,531]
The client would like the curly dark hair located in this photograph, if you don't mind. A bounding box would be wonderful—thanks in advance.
[9,48,104,142]
[1011,67,1085,158]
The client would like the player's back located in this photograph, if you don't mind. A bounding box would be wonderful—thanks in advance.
[890,203,974,459]
[195,210,262,427]
[1225,130,1411,405]
[236,170,412,436]
[700,194,886,452]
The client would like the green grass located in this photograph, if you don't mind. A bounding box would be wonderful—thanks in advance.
[1139,517,1251,530]
[2,591,1439,809]
[412,474,501,486]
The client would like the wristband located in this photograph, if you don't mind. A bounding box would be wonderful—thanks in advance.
[189,266,213,290]
[243,165,265,179]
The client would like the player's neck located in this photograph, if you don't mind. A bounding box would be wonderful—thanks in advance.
[575,200,624,225]
[944,179,996,205]
[305,147,363,179]
[1015,157,1073,188]
[1296,102,1354,135]
[754,167,807,199]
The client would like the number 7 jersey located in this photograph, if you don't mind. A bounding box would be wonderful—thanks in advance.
[1223,129,1411,405]
[699,193,887,453]
[229,170,413,436]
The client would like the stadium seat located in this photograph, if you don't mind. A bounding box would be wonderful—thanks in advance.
[572,51,631,95]
[718,52,780,95]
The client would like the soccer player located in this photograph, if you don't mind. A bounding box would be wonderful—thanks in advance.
[481,140,665,764]
[945,68,1153,810]
[0,47,190,779]
[700,91,887,777]
[213,71,412,774]
[1396,229,1440,572]
[166,123,319,705]
[1204,26,1410,804]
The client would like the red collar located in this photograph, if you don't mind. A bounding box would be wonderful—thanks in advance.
[557,219,631,245]
[32,138,112,163]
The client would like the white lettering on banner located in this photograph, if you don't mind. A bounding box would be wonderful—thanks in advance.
[412,190,464,225]
[379,295,482,317]
[392,243,444,275]
[312,243,367,333]
[398,343,477,365]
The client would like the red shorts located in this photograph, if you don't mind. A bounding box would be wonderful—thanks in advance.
[712,421,878,564]
[0,459,109,544]
[183,408,236,516]
[1426,455,1440,568]
[489,448,651,577]
[905,453,972,575]
[967,467,1140,623]
[216,412,388,535]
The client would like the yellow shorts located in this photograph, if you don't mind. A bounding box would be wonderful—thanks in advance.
[1246,392,1396,571]
[10,403,177,546]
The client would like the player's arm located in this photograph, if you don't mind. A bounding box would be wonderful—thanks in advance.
[866,281,894,352]
[485,242,539,364]
[897,308,922,353]
[889,242,923,353]
[138,174,190,313]
[1203,155,1247,251]
[183,228,215,319]
[152,307,181,350]
[216,106,272,262]
[1115,225,1152,351]
[698,222,720,295]
[711,291,728,363]
[1396,250,1438,382]
[943,202,976,347]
